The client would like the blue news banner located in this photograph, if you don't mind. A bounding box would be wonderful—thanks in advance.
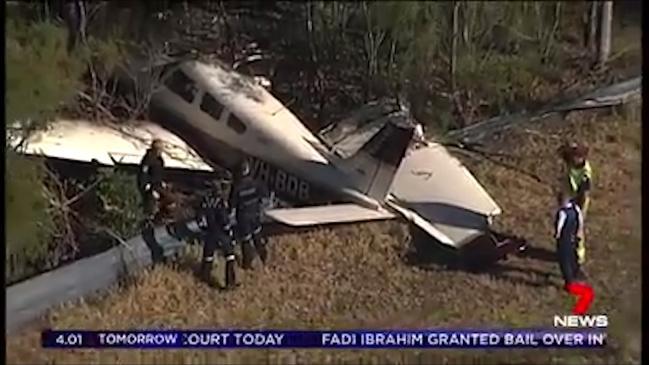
[42,329,607,349]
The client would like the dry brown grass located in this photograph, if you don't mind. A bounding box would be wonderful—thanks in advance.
[5,103,641,365]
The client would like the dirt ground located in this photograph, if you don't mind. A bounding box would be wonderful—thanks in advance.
[5,98,641,364]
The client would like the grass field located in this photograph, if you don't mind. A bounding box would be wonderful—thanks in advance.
[5,100,641,364]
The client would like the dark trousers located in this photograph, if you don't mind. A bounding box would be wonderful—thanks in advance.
[234,215,266,268]
[556,238,582,285]
[203,230,235,262]
[140,190,163,264]
[201,229,237,288]
[140,189,159,222]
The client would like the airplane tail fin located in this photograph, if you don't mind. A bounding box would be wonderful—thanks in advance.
[339,121,415,201]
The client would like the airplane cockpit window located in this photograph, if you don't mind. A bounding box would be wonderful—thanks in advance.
[228,115,247,134]
[200,93,224,122]
[164,69,198,103]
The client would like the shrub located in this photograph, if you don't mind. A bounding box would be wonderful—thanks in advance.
[5,18,85,130]
[5,152,54,283]
[5,16,85,283]
[5,13,137,283]
[95,168,146,239]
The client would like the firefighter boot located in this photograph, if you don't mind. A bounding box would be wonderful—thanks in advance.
[224,257,237,290]
[241,240,255,270]
[255,237,268,265]
[199,260,217,288]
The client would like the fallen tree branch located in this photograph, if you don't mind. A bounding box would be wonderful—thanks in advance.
[89,220,134,252]
[42,167,79,259]
[60,206,145,280]
[519,128,562,141]
[60,176,105,208]
[441,140,518,159]
[447,143,552,189]
[77,91,119,122]
[448,76,642,145]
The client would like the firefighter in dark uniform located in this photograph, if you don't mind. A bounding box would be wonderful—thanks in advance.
[229,160,268,269]
[198,181,237,289]
[137,139,166,224]
[138,139,166,264]
[554,191,586,288]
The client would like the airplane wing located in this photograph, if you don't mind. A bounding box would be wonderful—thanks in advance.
[387,142,502,248]
[265,203,395,226]
[9,119,214,172]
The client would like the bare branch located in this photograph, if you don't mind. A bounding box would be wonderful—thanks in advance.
[77,91,119,122]
[60,176,105,208]
[520,128,562,141]
[448,143,552,188]
[41,166,80,258]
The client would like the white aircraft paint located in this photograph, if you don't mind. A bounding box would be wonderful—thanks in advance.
[10,59,506,249]
[10,119,213,171]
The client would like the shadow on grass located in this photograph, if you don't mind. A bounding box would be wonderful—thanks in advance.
[402,225,561,289]
[517,245,557,263]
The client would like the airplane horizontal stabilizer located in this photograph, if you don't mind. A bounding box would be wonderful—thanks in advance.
[388,143,501,248]
[265,203,396,226]
[385,201,456,246]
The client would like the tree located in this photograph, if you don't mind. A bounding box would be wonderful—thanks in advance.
[598,1,613,67]
[450,1,460,91]
[585,1,599,53]
[5,13,88,282]
[6,18,85,136]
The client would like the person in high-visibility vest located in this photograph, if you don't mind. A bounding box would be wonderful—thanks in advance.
[559,142,593,264]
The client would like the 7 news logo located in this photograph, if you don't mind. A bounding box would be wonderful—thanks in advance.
[553,315,608,328]
[564,282,595,315]
[554,281,608,328]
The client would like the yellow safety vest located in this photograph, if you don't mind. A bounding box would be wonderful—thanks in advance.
[567,160,593,196]
[566,160,591,262]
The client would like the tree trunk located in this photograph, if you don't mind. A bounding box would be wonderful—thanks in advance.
[541,2,561,63]
[586,1,598,53]
[598,1,613,67]
[461,2,469,45]
[450,1,460,91]
[76,1,87,46]
[62,1,80,52]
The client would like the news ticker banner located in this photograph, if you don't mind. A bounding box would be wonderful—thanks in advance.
[42,329,607,349]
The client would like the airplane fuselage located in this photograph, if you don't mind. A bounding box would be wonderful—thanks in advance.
[248,157,311,202]
[149,60,381,209]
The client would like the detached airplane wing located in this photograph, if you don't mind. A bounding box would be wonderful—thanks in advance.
[9,119,214,172]
[387,142,502,248]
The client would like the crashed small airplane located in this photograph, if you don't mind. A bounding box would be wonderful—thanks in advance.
[11,58,522,260]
